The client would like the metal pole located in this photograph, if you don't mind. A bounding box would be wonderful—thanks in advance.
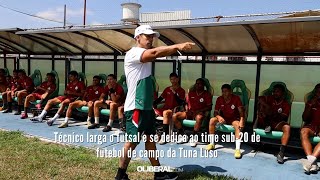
[253,53,262,129]
[151,61,155,76]
[27,54,31,75]
[114,55,118,78]
[82,55,85,74]
[52,55,55,71]
[63,4,67,28]
[3,51,6,69]
[83,0,87,26]
[201,55,206,78]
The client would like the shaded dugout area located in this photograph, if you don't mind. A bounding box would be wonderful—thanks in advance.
[1,16,320,149]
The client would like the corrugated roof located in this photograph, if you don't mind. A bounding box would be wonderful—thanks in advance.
[0,16,317,56]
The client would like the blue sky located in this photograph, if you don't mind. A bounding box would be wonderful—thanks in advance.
[0,0,318,29]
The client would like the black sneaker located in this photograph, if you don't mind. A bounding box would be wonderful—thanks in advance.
[277,152,284,164]
[88,123,100,129]
[264,126,271,133]
[102,125,112,132]
[47,120,54,126]
[115,173,130,180]
[2,109,12,113]
[14,111,21,115]
[154,172,178,180]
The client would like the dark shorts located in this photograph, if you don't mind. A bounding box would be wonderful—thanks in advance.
[224,117,240,125]
[125,109,156,144]
[154,108,173,117]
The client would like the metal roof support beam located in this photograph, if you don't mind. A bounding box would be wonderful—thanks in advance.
[0,46,12,53]
[113,29,135,40]
[176,28,208,54]
[242,24,262,52]
[0,36,31,54]
[157,34,175,46]
[242,24,263,128]
[7,32,54,54]
[38,33,88,54]
[0,41,23,54]
[73,31,123,55]
[24,34,75,55]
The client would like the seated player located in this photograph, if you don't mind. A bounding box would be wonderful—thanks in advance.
[300,83,320,173]
[13,70,35,115]
[58,75,104,128]
[172,78,212,147]
[206,84,244,159]
[30,71,85,125]
[20,73,56,119]
[90,74,125,131]
[257,84,291,164]
[0,68,7,93]
[153,72,186,145]
[3,70,34,114]
[1,70,19,111]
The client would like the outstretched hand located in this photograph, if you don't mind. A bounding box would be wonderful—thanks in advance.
[176,42,195,51]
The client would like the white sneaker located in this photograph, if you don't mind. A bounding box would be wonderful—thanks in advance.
[87,120,92,126]
[310,162,319,172]
[301,159,312,173]
[189,136,198,147]
[30,116,43,122]
[58,122,68,128]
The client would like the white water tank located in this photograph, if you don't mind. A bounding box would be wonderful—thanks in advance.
[121,3,141,23]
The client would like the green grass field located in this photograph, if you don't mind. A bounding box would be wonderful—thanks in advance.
[0,131,239,180]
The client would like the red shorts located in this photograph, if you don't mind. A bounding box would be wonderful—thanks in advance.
[186,111,208,120]
[154,108,173,117]
[32,93,43,100]
[258,116,287,129]
[56,96,76,102]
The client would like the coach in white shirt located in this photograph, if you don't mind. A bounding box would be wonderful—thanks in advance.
[115,25,194,180]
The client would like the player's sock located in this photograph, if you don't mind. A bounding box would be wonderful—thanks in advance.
[209,134,215,145]
[307,155,317,164]
[94,117,99,124]
[235,138,241,150]
[64,117,69,123]
[107,119,113,127]
[280,145,286,153]
[38,110,47,119]
[51,113,60,122]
